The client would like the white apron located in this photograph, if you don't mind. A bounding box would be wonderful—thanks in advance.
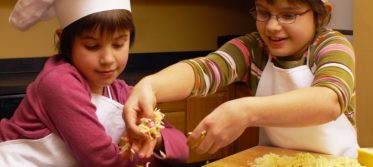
[0,134,79,167]
[91,86,126,144]
[256,55,358,158]
[0,86,125,166]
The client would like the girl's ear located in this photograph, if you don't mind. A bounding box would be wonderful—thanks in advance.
[55,29,63,38]
[324,2,333,14]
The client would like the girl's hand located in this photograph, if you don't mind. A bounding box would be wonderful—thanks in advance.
[187,99,250,154]
[136,135,163,159]
[123,77,157,140]
[120,134,163,159]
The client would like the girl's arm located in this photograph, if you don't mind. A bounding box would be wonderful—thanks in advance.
[37,68,129,167]
[123,33,257,139]
[241,87,340,127]
[190,86,340,154]
[156,122,189,164]
[124,34,257,155]
[148,62,196,102]
[123,62,195,138]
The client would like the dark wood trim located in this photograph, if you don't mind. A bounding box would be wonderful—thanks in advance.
[335,29,353,36]
[0,57,47,74]
[0,51,211,74]
[0,51,212,96]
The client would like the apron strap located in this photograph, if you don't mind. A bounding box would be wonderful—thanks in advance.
[305,46,311,66]
[305,46,318,73]
[106,86,112,100]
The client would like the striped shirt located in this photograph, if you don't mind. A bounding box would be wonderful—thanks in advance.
[183,29,356,125]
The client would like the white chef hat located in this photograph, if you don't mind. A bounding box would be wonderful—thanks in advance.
[9,0,131,31]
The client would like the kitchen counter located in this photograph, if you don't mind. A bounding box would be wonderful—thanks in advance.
[203,146,336,167]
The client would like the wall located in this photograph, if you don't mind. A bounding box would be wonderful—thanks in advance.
[0,0,255,58]
[0,0,59,58]
[328,0,353,42]
[328,0,373,148]
[354,1,373,147]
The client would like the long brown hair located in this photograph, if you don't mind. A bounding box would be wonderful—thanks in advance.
[57,9,135,63]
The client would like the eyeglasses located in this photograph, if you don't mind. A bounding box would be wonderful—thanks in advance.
[250,8,311,24]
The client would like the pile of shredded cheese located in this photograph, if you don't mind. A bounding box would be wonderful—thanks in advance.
[249,153,364,167]
[137,108,165,139]
[119,108,166,164]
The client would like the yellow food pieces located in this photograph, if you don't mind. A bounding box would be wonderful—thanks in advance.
[250,153,364,167]
[138,108,165,139]
[119,108,165,160]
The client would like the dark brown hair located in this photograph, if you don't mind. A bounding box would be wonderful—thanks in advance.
[57,9,135,63]
[256,0,331,30]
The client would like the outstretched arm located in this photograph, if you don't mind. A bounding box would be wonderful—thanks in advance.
[123,62,194,156]
[189,86,341,154]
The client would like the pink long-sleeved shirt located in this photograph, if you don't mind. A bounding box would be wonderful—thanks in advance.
[0,56,189,167]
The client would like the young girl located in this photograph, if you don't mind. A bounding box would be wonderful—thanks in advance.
[123,0,358,158]
[0,0,188,166]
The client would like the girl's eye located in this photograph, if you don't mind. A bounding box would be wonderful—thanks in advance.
[85,44,100,50]
[113,43,124,49]
[279,13,296,21]
[257,10,270,17]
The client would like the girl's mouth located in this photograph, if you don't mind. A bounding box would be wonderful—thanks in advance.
[267,37,287,47]
[96,69,116,77]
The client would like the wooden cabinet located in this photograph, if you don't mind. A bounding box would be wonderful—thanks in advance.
[156,83,259,163]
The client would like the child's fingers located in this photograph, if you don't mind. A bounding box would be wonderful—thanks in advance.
[119,136,134,160]
[195,131,213,154]
[120,149,131,159]
[131,139,141,153]
[139,99,156,118]
[123,106,148,139]
[138,137,157,159]
[188,130,207,150]
[187,122,207,149]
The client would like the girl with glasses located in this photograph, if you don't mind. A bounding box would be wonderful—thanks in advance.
[124,0,358,158]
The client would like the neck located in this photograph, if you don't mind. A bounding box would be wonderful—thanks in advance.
[90,85,104,95]
[277,46,309,61]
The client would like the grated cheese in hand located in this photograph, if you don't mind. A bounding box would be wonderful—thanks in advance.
[138,108,165,139]
[119,108,166,161]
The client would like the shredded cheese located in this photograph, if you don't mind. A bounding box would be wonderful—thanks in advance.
[119,108,166,163]
[249,153,364,167]
[138,108,165,139]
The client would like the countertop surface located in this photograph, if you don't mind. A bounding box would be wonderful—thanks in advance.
[203,146,335,167]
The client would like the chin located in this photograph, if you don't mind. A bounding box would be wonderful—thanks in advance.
[100,80,116,87]
[268,49,290,57]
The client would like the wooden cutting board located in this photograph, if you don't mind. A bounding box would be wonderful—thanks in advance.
[203,146,334,167]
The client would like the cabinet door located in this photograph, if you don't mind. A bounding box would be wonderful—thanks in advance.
[157,100,186,134]
[232,83,259,153]
[186,86,235,163]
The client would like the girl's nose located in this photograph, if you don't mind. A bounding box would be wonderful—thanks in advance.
[100,47,115,64]
[265,16,282,32]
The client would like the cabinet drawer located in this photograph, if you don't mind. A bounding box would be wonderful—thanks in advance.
[163,111,186,134]
[157,100,185,113]
[157,100,187,133]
